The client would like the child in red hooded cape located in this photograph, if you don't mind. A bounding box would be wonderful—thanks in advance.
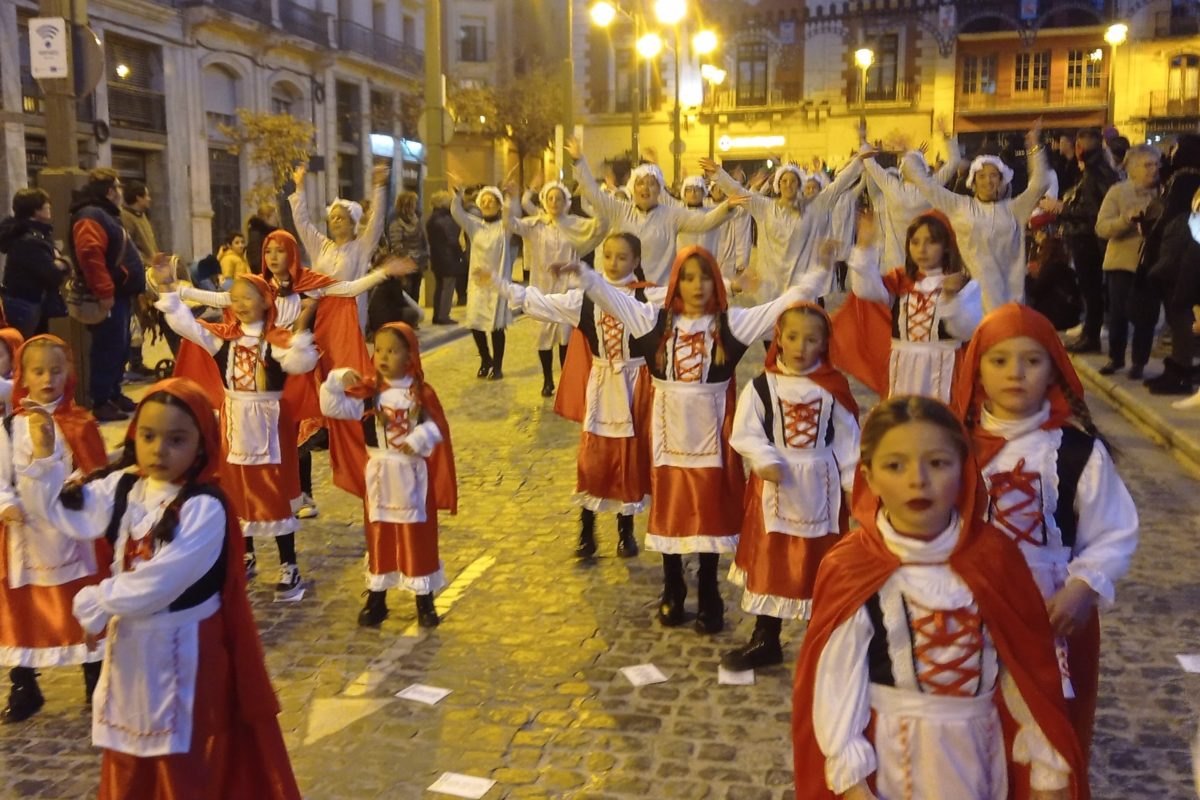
[723,302,860,673]
[16,377,300,800]
[154,271,319,600]
[173,229,415,518]
[319,322,456,628]
[831,209,982,403]
[1,334,108,723]
[570,245,824,635]
[951,303,1138,771]
[792,396,1087,800]
[496,232,660,559]
[0,326,25,414]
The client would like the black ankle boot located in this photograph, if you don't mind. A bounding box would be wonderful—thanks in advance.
[358,590,389,627]
[616,514,638,557]
[576,509,597,558]
[1147,358,1194,395]
[82,661,102,705]
[658,555,687,626]
[721,616,784,670]
[694,553,724,635]
[415,593,440,627]
[1,667,44,724]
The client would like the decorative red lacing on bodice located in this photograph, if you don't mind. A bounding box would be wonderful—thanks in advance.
[673,330,707,382]
[987,457,1047,547]
[231,344,260,391]
[905,289,941,342]
[908,600,985,697]
[600,313,625,362]
[123,535,155,571]
[380,405,414,450]
[780,398,822,449]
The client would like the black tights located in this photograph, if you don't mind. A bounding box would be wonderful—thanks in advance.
[244,533,297,565]
[538,345,569,383]
[472,330,506,370]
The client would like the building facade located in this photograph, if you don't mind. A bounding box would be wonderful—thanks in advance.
[575,0,1200,179]
[0,0,425,262]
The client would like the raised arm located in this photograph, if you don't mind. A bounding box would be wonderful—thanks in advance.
[319,368,367,421]
[322,269,390,298]
[178,286,231,308]
[727,283,816,345]
[674,200,732,233]
[500,281,584,327]
[932,137,961,186]
[570,145,626,225]
[1010,143,1051,221]
[288,165,331,260]
[450,191,484,239]
[806,155,866,217]
[906,152,974,217]
[356,173,389,256]
[576,267,657,337]
[154,292,222,354]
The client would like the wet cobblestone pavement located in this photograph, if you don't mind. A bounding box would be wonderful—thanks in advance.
[2,318,1199,798]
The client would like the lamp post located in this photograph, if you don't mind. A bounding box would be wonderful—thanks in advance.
[700,63,726,159]
[1104,22,1127,127]
[854,47,874,121]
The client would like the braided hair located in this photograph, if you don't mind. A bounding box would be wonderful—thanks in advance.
[60,392,212,545]
[653,254,728,376]
[1057,375,1114,456]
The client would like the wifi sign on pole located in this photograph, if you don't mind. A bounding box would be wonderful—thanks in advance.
[29,17,69,80]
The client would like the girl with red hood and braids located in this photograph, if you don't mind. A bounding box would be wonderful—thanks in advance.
[0,326,25,414]
[0,335,108,723]
[793,396,1087,800]
[319,322,456,628]
[16,378,300,800]
[831,209,983,403]
[172,229,416,520]
[722,303,860,672]
[152,270,319,600]
[493,232,663,559]
[564,246,826,635]
[951,304,1138,767]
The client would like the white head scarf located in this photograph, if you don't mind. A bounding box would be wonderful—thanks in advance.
[772,164,806,195]
[680,175,708,203]
[966,155,1014,190]
[804,169,830,190]
[539,181,572,211]
[626,163,666,198]
[475,185,504,208]
[326,198,364,229]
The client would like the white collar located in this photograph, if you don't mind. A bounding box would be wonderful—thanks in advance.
[381,375,414,390]
[878,510,962,564]
[980,400,1051,439]
[775,359,823,377]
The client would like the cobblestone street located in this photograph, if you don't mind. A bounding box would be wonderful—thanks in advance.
[3,318,1200,799]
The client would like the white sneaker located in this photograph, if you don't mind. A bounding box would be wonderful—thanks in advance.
[275,564,303,599]
[244,552,257,580]
[295,494,319,520]
[1172,389,1200,410]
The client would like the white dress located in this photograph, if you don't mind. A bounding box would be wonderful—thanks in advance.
[17,466,226,757]
[452,196,514,332]
[812,513,1072,798]
[862,146,961,271]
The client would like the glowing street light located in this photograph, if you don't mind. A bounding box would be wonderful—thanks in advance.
[589,1,617,27]
[654,0,686,26]
[854,48,874,113]
[1104,22,1128,46]
[700,64,726,85]
[693,29,718,55]
[1104,23,1128,125]
[637,32,663,58]
[115,63,131,79]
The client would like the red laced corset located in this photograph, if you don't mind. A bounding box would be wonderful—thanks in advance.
[231,344,260,391]
[672,330,707,382]
[904,289,941,342]
[600,313,625,362]
[123,535,155,571]
[379,405,414,450]
[780,398,822,449]
[907,599,985,697]
[987,458,1047,547]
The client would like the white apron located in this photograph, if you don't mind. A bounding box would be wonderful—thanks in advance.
[222,390,282,466]
[888,339,958,402]
[761,446,841,538]
[365,449,429,524]
[583,358,644,439]
[650,378,727,469]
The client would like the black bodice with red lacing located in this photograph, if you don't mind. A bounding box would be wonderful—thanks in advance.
[631,308,749,383]
[890,286,951,343]
[986,457,1048,548]
[214,338,286,392]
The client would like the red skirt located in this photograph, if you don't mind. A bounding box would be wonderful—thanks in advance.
[97,610,299,800]
[0,528,109,665]
[575,431,648,509]
[219,404,300,537]
[363,494,444,593]
[729,476,841,620]
[646,444,745,553]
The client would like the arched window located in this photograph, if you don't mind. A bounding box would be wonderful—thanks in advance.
[202,64,242,253]
[272,81,303,117]
[202,64,240,138]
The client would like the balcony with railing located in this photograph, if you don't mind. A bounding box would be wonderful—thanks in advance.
[337,19,423,75]
[851,78,921,109]
[108,83,167,133]
[1155,8,1200,37]
[958,88,1049,112]
[280,0,330,45]
[182,0,273,27]
[1151,90,1200,118]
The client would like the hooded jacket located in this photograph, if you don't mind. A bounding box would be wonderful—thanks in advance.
[0,217,67,303]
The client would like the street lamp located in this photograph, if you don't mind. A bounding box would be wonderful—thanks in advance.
[700,63,726,159]
[1104,22,1127,126]
[854,47,874,117]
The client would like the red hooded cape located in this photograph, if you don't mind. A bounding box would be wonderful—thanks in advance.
[13,334,108,473]
[123,378,299,798]
[951,303,1088,466]
[765,301,859,419]
[791,431,1088,800]
[326,323,457,513]
[830,210,963,397]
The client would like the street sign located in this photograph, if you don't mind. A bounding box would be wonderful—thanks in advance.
[29,17,69,79]
[670,138,686,156]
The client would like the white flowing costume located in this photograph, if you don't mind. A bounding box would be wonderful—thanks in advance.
[451,193,514,332]
[862,143,961,271]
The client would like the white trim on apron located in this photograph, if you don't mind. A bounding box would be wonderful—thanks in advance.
[650,378,727,469]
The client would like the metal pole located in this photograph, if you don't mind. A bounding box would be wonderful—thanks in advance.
[561,0,575,182]
[631,13,640,162]
[423,0,447,206]
[672,26,681,188]
[1107,42,1117,126]
[858,66,868,123]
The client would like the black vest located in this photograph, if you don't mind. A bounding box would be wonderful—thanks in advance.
[214,338,287,391]
[631,308,748,383]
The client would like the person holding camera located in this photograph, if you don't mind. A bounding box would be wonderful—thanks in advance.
[1094,145,1162,378]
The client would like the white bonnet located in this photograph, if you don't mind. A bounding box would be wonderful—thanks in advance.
[966,155,1014,190]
